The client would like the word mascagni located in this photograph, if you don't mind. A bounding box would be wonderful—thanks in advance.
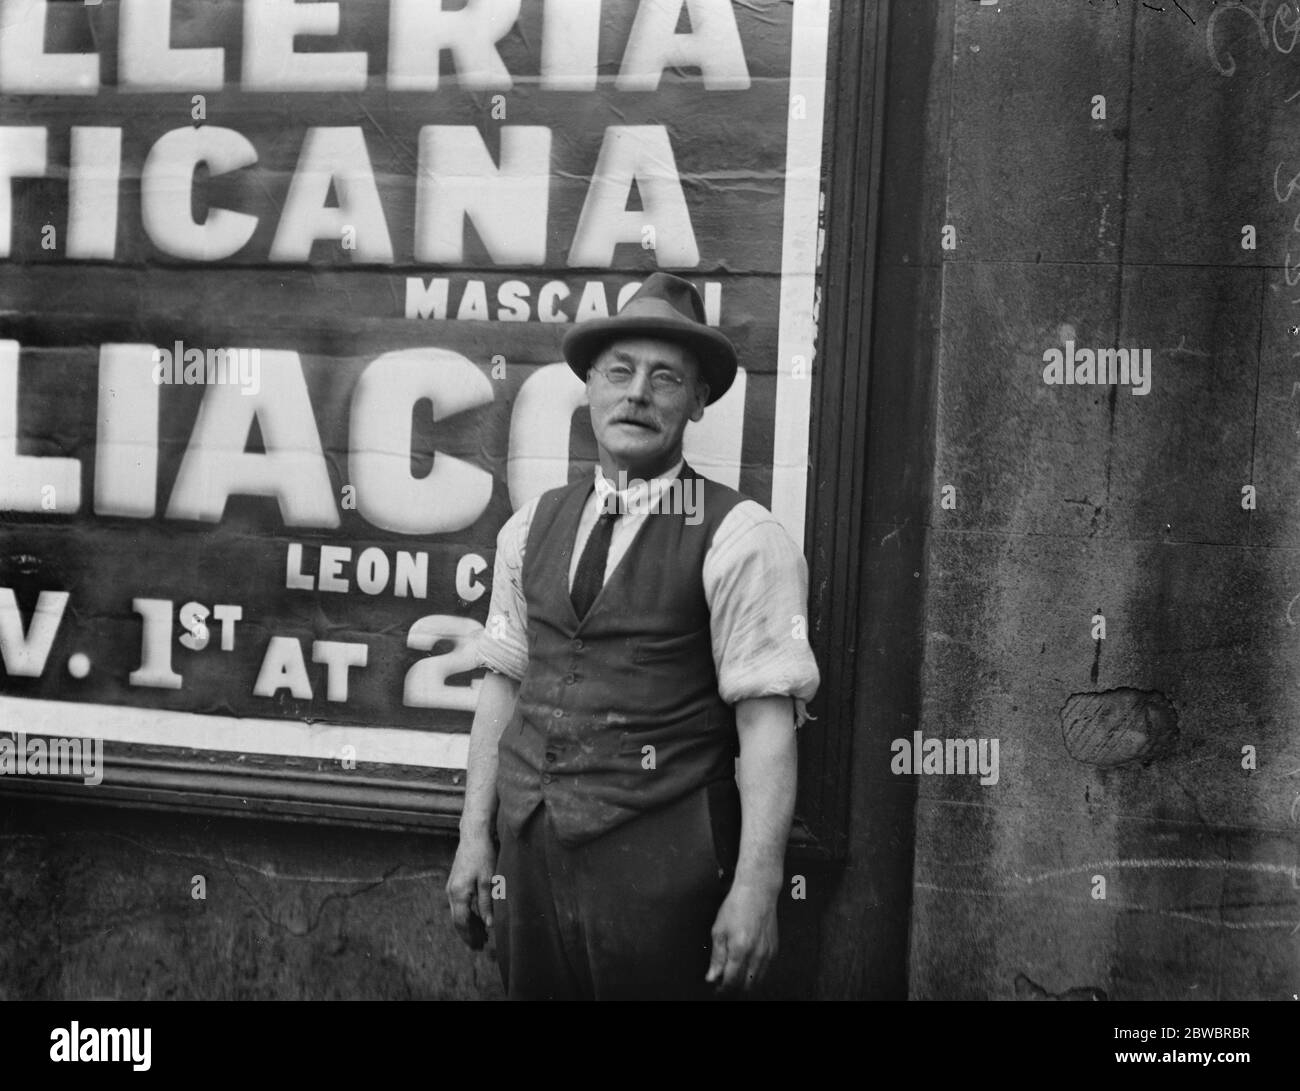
[0,0,754,266]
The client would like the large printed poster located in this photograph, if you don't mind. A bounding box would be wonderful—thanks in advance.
[0,0,827,791]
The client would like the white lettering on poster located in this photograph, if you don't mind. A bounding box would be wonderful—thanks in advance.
[0,0,749,94]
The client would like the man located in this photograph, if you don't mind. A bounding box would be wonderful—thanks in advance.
[446,273,819,1000]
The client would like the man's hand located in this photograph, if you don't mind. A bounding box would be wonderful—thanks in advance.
[446,830,497,950]
[706,694,798,996]
[446,670,519,951]
[705,879,779,994]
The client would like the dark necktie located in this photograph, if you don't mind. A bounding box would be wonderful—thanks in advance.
[571,508,619,619]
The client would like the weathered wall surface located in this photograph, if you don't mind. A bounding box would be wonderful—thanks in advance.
[0,798,501,1000]
[910,0,1300,1000]
[0,794,830,999]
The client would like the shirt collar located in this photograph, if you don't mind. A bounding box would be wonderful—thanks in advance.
[593,459,685,514]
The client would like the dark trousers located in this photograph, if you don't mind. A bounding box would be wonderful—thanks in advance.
[495,779,741,1001]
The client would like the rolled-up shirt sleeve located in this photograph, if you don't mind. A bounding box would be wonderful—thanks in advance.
[475,498,537,682]
[702,500,821,727]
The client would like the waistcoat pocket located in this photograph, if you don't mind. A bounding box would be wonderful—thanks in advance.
[632,625,710,665]
[617,709,717,755]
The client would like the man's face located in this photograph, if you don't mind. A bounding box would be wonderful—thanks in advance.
[586,337,709,477]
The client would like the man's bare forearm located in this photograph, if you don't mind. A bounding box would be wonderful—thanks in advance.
[732,695,798,893]
[460,670,521,839]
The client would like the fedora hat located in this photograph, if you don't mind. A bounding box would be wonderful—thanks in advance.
[562,273,738,405]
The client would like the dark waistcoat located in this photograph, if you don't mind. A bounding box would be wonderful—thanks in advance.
[496,463,747,846]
